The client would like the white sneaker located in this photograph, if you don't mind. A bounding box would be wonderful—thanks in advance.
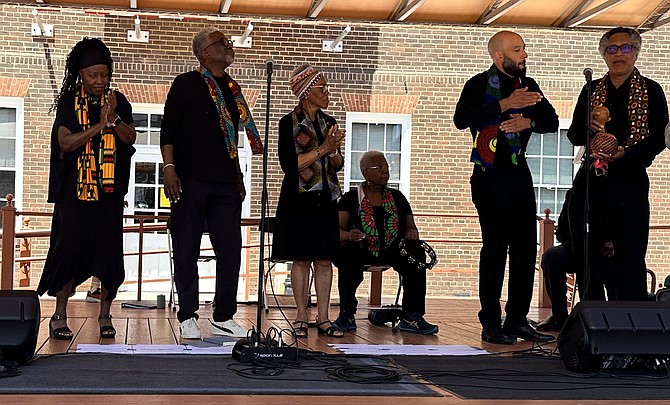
[179,317,201,339]
[210,319,248,338]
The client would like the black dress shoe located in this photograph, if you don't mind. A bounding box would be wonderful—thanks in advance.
[481,328,516,345]
[503,324,555,342]
[536,314,567,332]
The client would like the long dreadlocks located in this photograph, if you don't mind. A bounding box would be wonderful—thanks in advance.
[50,37,113,113]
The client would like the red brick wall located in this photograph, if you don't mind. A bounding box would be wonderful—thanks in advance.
[2,3,669,301]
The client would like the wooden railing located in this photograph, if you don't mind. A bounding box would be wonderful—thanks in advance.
[8,193,662,308]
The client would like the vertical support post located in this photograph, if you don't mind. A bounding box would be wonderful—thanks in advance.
[1,195,17,290]
[137,218,144,301]
[538,208,556,308]
[369,271,382,306]
[19,217,32,287]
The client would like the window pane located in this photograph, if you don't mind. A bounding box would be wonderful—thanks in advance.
[541,158,557,184]
[134,187,155,209]
[150,130,160,146]
[527,135,541,155]
[0,139,15,166]
[527,157,540,179]
[542,133,558,155]
[132,113,148,128]
[136,129,148,145]
[158,163,165,184]
[386,153,401,181]
[351,124,367,150]
[0,170,15,199]
[556,188,568,216]
[135,162,156,184]
[0,108,16,138]
[559,130,573,156]
[150,114,162,128]
[385,124,402,151]
[539,187,555,215]
[350,151,363,180]
[559,158,573,185]
[369,124,384,150]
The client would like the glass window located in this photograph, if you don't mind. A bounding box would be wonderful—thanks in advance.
[132,112,162,146]
[0,101,22,227]
[526,122,577,220]
[345,113,412,196]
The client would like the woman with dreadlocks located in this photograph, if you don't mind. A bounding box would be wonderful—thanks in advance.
[38,37,136,340]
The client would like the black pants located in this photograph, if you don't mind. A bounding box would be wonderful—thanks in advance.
[470,167,536,330]
[170,179,242,323]
[333,241,426,318]
[541,244,609,316]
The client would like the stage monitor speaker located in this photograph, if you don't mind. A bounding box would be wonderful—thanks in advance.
[557,301,670,373]
[0,290,40,365]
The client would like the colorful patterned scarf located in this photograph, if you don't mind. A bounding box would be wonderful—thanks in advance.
[357,186,399,257]
[590,67,649,148]
[75,86,116,201]
[197,66,263,158]
[291,106,342,201]
[471,65,522,169]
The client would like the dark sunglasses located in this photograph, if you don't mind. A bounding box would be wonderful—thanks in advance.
[204,38,234,51]
[605,44,635,54]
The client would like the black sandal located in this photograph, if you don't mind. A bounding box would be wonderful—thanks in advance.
[292,321,309,338]
[49,315,73,340]
[98,315,116,338]
[316,319,344,338]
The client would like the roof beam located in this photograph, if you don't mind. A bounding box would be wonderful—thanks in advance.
[638,0,670,32]
[307,0,329,18]
[219,0,233,14]
[563,0,626,28]
[477,0,526,25]
[393,0,428,22]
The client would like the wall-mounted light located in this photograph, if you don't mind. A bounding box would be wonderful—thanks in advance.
[322,25,351,53]
[127,16,149,43]
[232,22,253,48]
[31,9,54,37]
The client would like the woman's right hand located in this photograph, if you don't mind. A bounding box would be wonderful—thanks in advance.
[349,229,365,242]
[323,124,345,154]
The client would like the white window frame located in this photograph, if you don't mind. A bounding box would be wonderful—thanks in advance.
[344,112,412,197]
[527,118,579,220]
[0,97,24,217]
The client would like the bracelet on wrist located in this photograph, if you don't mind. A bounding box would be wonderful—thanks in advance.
[163,163,175,171]
[316,147,322,158]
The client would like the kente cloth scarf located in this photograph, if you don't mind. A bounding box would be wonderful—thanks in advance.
[590,67,649,148]
[589,68,649,175]
[471,66,522,169]
[291,106,342,201]
[357,185,399,257]
[75,85,116,201]
[197,66,264,158]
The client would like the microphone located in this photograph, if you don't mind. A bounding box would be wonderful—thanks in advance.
[583,68,593,83]
[266,59,274,75]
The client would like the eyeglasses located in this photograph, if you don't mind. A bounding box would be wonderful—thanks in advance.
[312,84,329,92]
[605,44,635,54]
[367,164,389,172]
[204,38,234,51]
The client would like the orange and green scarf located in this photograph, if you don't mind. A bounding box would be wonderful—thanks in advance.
[75,86,116,201]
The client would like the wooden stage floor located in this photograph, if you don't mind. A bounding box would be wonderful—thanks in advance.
[1,297,651,404]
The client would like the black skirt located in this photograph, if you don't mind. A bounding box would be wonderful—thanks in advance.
[271,191,339,262]
[38,192,126,300]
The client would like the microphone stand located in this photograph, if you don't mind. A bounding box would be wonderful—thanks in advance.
[582,69,592,300]
[254,60,273,344]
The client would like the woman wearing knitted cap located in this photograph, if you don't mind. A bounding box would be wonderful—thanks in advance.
[272,64,345,338]
[38,37,136,340]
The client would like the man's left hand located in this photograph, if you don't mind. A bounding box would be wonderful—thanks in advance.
[500,113,531,133]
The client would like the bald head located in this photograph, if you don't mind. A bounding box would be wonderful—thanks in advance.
[487,31,527,77]
[488,31,522,58]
